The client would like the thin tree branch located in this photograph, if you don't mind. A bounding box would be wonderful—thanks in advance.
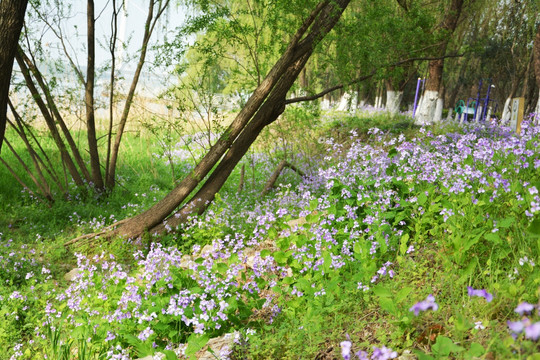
[285,53,465,104]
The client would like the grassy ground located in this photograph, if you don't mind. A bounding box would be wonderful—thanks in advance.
[1,109,540,359]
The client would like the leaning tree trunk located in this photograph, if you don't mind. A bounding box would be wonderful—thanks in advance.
[103,0,351,241]
[0,0,28,153]
[415,0,465,125]
[151,52,313,234]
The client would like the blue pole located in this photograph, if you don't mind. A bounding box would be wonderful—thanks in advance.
[412,78,422,118]
[473,79,482,122]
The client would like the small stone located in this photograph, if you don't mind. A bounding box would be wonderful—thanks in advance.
[200,244,215,257]
[63,268,80,281]
[135,353,166,360]
[397,350,416,360]
[197,332,238,360]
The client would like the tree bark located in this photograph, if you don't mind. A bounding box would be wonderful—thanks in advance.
[416,0,465,125]
[151,52,313,234]
[15,52,86,186]
[534,23,540,116]
[0,0,28,153]
[99,0,351,240]
[18,48,92,183]
[85,0,104,189]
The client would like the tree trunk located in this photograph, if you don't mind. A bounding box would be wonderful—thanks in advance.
[502,78,520,123]
[151,52,312,234]
[0,0,28,152]
[106,0,168,188]
[85,0,104,189]
[416,0,465,125]
[534,23,540,117]
[107,0,351,240]
[385,80,403,115]
[15,52,86,186]
[18,49,92,183]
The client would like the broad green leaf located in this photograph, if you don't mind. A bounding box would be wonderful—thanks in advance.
[465,343,485,358]
[396,287,413,303]
[498,217,515,228]
[432,336,464,356]
[185,334,209,358]
[418,192,427,206]
[379,297,398,316]
[399,233,410,255]
[484,232,500,244]
[527,218,540,236]
[372,284,392,298]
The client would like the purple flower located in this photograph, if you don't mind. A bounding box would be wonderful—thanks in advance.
[515,302,535,315]
[137,327,154,341]
[371,346,397,360]
[507,320,525,334]
[524,322,540,341]
[409,294,438,316]
[355,350,369,360]
[341,340,352,360]
[467,287,493,302]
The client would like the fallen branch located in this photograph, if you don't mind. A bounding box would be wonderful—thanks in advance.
[261,160,305,196]
[63,218,130,248]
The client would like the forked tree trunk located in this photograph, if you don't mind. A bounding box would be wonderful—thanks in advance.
[0,0,28,153]
[105,0,351,240]
[106,0,171,188]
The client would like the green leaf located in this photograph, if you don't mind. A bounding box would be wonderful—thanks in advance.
[399,233,410,255]
[164,350,179,360]
[372,284,392,298]
[484,232,500,244]
[396,287,413,303]
[498,217,515,228]
[273,251,289,266]
[379,297,398,317]
[418,192,427,206]
[432,336,464,356]
[260,249,271,258]
[185,334,209,358]
[388,147,398,158]
[414,351,435,360]
[465,343,485,358]
[527,218,540,236]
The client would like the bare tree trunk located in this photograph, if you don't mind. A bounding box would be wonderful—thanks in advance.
[238,164,245,193]
[105,0,119,183]
[86,0,104,189]
[15,52,86,186]
[534,23,540,117]
[0,0,28,152]
[89,0,351,241]
[18,49,92,183]
[261,160,305,196]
